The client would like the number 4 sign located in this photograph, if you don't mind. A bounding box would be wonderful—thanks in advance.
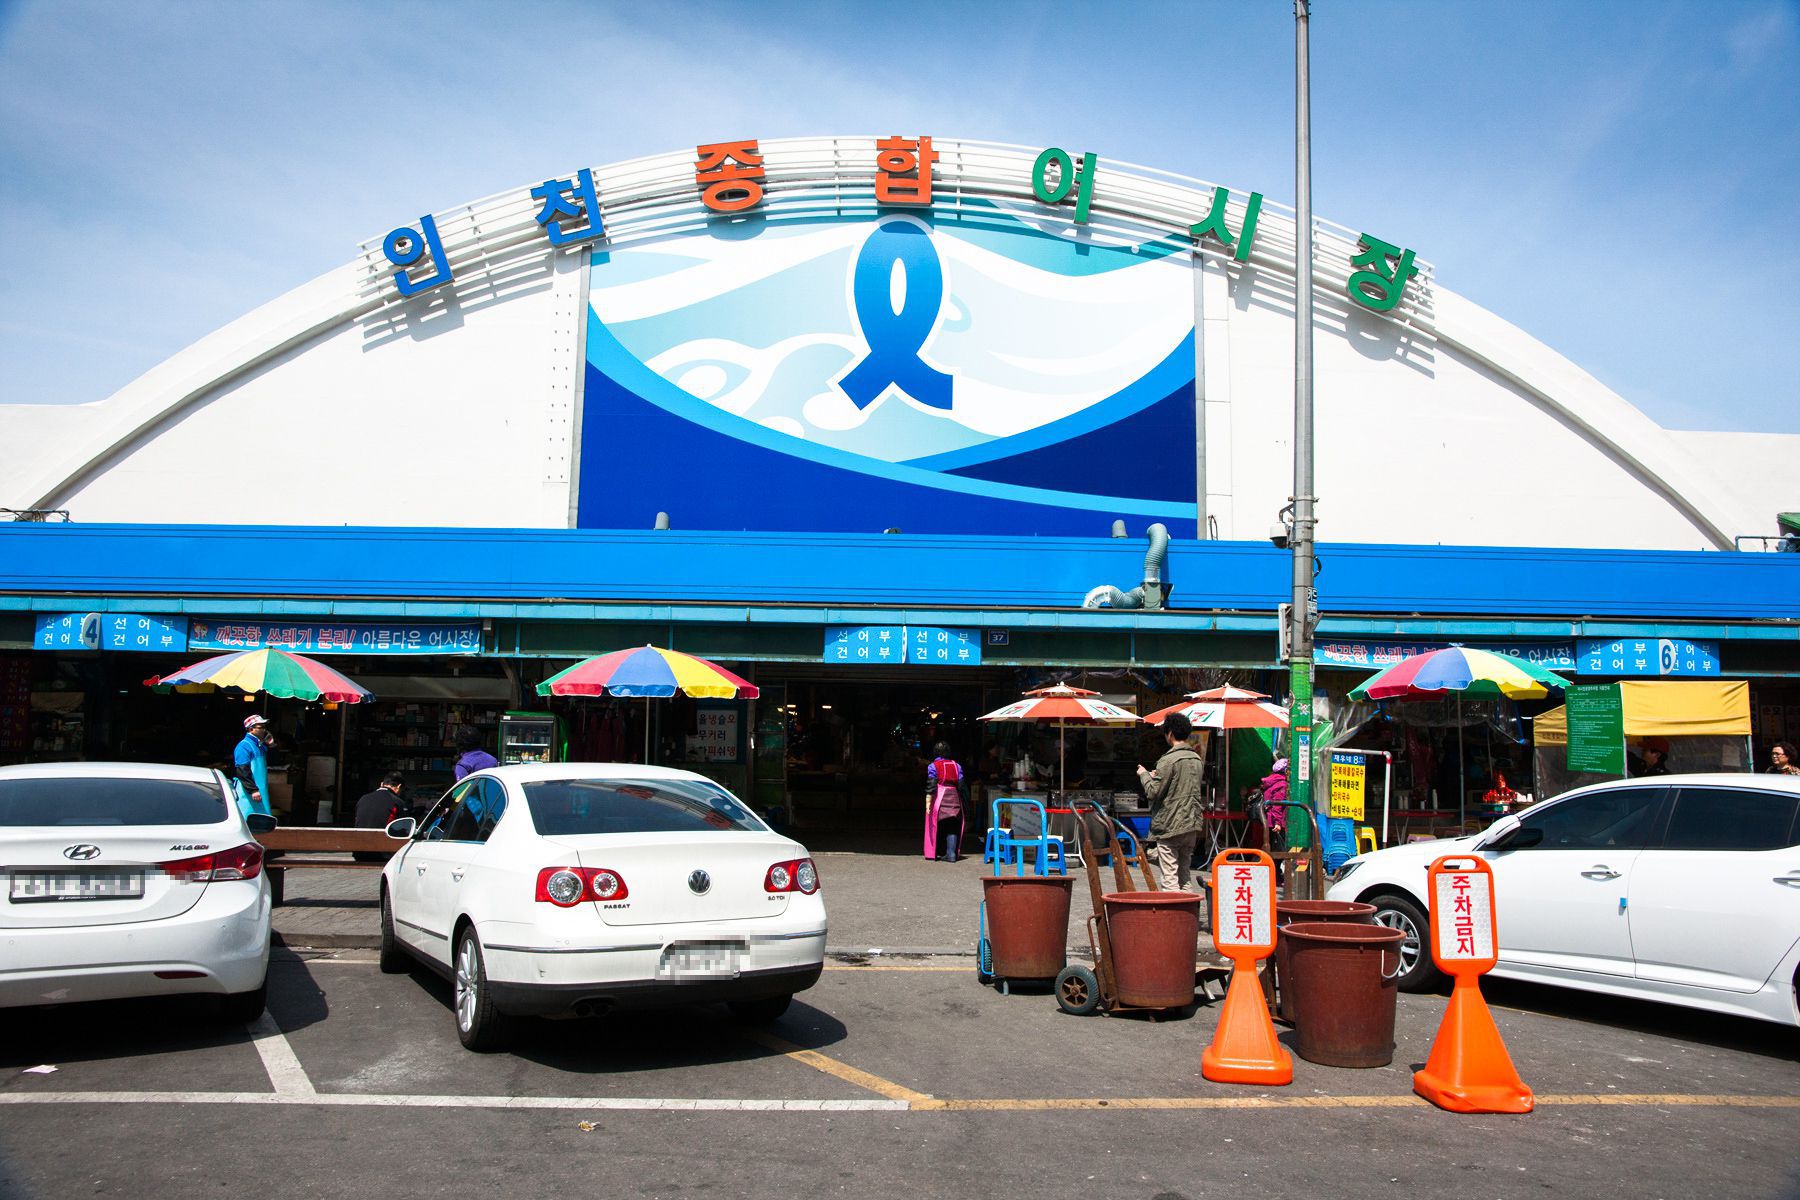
[1415,855,1533,1114]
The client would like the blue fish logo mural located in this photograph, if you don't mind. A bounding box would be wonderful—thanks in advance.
[579,202,1201,535]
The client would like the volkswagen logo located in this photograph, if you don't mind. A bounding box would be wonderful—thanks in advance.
[63,844,101,861]
[687,869,711,895]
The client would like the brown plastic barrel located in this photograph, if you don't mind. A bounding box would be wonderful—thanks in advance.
[981,876,1074,980]
[1273,899,1375,1023]
[1280,920,1407,1067]
[1101,891,1202,1008]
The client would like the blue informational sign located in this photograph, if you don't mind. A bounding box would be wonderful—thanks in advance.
[100,613,188,653]
[824,625,907,664]
[1316,640,1575,671]
[823,625,981,665]
[1576,637,1719,677]
[34,613,99,651]
[906,626,982,665]
[187,619,483,656]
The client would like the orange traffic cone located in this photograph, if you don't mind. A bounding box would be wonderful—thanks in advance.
[1201,961,1293,1085]
[1413,975,1534,1113]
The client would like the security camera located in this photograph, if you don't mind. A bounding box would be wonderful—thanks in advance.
[1268,524,1290,550]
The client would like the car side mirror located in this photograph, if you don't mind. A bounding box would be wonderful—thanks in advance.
[385,817,417,840]
[246,813,278,835]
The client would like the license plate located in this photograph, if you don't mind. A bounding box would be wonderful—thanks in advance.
[657,941,743,980]
[9,870,145,904]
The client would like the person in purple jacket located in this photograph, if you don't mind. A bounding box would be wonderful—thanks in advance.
[453,726,499,780]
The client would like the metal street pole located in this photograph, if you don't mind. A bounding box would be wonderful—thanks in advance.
[1287,0,1318,888]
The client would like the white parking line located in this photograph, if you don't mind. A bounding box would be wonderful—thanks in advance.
[0,1092,906,1112]
[247,1012,315,1096]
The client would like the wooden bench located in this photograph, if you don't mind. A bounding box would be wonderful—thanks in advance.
[255,826,403,906]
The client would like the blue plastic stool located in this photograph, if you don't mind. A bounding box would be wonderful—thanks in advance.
[1321,815,1358,872]
[989,797,1067,876]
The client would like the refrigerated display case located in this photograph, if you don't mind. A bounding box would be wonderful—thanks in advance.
[500,710,562,765]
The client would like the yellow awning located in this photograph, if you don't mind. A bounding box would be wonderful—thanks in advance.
[1534,680,1752,746]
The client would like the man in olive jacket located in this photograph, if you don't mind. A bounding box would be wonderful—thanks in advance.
[1137,711,1206,892]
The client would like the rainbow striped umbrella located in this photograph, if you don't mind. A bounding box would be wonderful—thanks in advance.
[536,646,758,763]
[1348,646,1569,827]
[1347,646,1568,702]
[536,646,759,700]
[145,647,373,703]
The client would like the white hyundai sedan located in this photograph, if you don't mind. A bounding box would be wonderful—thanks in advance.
[1326,773,1800,1026]
[0,762,274,1022]
[379,763,827,1050]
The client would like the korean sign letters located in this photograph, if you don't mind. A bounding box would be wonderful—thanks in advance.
[380,136,1421,318]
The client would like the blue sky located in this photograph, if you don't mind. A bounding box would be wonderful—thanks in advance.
[2,0,1796,431]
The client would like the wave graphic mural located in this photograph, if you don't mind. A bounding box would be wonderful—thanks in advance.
[579,204,1201,535]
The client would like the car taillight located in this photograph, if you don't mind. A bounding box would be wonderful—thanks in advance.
[160,842,264,883]
[764,858,819,895]
[535,866,629,906]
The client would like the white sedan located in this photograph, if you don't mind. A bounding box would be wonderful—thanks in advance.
[1327,773,1800,1026]
[379,763,827,1050]
[0,762,273,1022]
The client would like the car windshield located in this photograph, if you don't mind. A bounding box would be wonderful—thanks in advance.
[522,778,764,836]
[0,776,228,826]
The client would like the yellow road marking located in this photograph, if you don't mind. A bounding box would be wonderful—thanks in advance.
[740,1031,934,1104]
[824,964,970,971]
[907,1093,1800,1112]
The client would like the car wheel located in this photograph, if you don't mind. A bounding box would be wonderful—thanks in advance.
[1369,893,1444,992]
[378,888,408,975]
[727,994,793,1024]
[218,979,267,1024]
[453,926,510,1051]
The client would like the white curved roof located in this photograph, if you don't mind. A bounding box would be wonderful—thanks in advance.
[0,137,1779,550]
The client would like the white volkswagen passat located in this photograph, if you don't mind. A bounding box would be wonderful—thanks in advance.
[1326,773,1800,1026]
[379,763,828,1050]
[0,762,274,1021]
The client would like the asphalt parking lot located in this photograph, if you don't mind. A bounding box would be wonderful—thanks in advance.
[1,946,1797,1200]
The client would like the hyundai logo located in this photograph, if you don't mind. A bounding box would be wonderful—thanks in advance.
[687,869,711,895]
[63,844,101,861]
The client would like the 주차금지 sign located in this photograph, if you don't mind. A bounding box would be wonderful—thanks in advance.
[187,619,483,656]
[1427,857,1499,971]
[1212,853,1275,954]
[1329,752,1367,821]
[1565,683,1626,774]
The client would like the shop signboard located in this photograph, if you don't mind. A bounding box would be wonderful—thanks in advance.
[100,614,187,653]
[1565,683,1626,774]
[1575,637,1718,677]
[905,626,981,665]
[1316,641,1575,671]
[187,619,483,656]
[1328,752,1367,821]
[822,625,981,665]
[824,625,906,664]
[33,613,99,651]
[685,706,742,764]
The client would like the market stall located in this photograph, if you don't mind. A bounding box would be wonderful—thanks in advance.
[1531,679,1753,797]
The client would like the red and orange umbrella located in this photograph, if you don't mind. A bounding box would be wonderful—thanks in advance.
[978,683,1144,794]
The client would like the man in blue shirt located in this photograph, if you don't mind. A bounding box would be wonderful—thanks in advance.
[233,714,274,818]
